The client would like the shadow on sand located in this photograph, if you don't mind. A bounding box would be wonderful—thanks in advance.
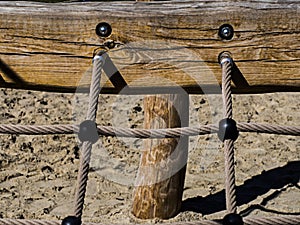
[181,160,300,216]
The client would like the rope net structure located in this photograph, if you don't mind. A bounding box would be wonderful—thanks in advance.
[0,52,299,225]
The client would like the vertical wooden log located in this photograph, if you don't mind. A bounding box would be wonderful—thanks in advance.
[132,94,189,219]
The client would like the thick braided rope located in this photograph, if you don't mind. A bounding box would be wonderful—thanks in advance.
[74,55,104,218]
[221,59,237,213]
[0,220,221,225]
[0,123,299,137]
[221,59,233,119]
[223,139,237,213]
[1,216,300,225]
[243,215,300,225]
[237,123,300,135]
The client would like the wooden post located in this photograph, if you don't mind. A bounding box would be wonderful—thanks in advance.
[132,94,189,219]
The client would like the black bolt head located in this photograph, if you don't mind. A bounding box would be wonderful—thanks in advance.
[61,216,81,225]
[218,118,239,142]
[96,22,112,38]
[223,213,243,225]
[219,24,234,40]
[78,120,99,144]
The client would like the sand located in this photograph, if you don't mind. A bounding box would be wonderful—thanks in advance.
[0,88,299,223]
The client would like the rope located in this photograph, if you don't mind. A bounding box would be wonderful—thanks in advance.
[237,123,300,135]
[224,139,237,213]
[0,123,299,137]
[221,59,237,213]
[1,216,300,225]
[0,219,221,225]
[0,220,60,225]
[243,215,300,225]
[221,59,233,119]
[73,54,104,218]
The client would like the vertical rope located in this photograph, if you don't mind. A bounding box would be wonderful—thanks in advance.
[222,60,233,119]
[221,59,237,213]
[86,55,105,121]
[223,139,237,213]
[74,54,105,218]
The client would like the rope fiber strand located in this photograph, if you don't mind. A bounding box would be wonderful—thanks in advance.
[221,58,237,213]
[0,52,299,225]
[1,216,300,225]
[0,123,299,137]
[74,53,104,218]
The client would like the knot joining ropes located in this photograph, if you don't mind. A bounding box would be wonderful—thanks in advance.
[218,118,239,142]
[78,120,99,144]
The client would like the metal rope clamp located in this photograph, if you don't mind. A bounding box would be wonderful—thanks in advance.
[218,52,233,67]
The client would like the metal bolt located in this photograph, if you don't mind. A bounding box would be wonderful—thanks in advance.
[219,24,234,40]
[96,22,112,38]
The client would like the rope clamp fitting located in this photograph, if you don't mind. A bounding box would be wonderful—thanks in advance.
[92,53,106,64]
[78,120,99,144]
[218,52,233,67]
[220,57,233,66]
[218,118,239,142]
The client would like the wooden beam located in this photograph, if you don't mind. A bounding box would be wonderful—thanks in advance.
[0,1,299,94]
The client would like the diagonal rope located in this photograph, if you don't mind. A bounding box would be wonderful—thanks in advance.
[73,54,105,218]
[221,58,237,213]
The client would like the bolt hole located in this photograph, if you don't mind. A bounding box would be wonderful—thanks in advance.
[96,22,112,38]
[218,24,234,40]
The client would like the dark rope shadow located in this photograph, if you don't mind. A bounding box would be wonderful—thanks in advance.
[231,61,250,88]
[0,58,26,84]
[181,160,300,215]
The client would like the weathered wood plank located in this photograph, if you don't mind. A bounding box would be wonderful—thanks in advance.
[0,1,299,94]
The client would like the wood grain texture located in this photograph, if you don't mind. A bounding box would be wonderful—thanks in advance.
[132,94,189,219]
[0,1,299,93]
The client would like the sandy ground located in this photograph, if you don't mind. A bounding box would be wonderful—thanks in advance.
[0,88,299,223]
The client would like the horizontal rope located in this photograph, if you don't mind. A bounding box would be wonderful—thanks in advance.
[0,220,59,225]
[1,216,300,225]
[0,124,78,135]
[97,124,218,138]
[0,219,221,225]
[0,123,299,138]
[244,215,300,225]
[237,122,300,136]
